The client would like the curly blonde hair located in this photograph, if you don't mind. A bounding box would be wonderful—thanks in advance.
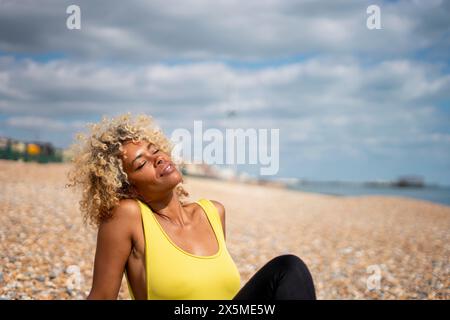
[66,113,188,227]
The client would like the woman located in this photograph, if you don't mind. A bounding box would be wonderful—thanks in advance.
[67,113,316,300]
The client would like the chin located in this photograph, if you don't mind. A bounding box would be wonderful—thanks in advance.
[164,169,183,188]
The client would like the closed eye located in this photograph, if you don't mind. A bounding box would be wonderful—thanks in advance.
[136,161,146,170]
[135,144,158,171]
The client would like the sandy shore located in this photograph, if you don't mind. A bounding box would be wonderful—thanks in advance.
[0,160,449,299]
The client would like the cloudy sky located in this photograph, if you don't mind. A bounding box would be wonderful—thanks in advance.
[0,0,449,184]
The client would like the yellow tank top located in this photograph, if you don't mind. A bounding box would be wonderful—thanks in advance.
[124,198,241,300]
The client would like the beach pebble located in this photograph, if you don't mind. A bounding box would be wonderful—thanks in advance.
[49,269,61,280]
[0,160,449,300]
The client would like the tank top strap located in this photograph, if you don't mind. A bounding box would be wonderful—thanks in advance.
[136,199,155,235]
[195,198,225,243]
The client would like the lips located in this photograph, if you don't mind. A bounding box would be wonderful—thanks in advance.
[159,162,175,177]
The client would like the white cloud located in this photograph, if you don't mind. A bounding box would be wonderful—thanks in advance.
[5,116,83,131]
[0,0,449,62]
[1,58,448,150]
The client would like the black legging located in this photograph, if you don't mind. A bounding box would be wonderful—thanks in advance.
[232,254,316,300]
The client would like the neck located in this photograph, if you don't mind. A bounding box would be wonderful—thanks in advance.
[139,191,188,227]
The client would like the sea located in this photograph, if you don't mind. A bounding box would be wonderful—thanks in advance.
[289,181,450,207]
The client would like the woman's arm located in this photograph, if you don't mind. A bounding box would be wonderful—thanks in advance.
[86,201,138,299]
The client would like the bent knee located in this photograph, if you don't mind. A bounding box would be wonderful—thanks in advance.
[270,254,310,271]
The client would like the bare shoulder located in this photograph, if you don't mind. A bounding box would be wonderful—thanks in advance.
[98,199,141,236]
[112,199,141,219]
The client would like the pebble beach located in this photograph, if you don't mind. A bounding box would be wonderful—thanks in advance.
[0,160,449,300]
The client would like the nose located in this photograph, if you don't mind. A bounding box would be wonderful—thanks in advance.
[154,155,165,167]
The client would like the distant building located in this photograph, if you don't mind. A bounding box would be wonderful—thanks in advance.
[0,136,63,163]
[392,175,425,188]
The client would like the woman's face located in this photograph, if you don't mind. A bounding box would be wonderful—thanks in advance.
[120,140,182,201]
